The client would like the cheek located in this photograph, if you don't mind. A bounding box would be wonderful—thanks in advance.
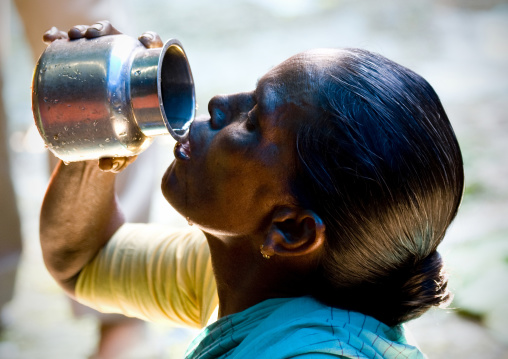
[205,131,255,179]
[214,125,253,155]
[208,129,292,196]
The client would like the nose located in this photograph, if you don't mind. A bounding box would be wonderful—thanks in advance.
[208,95,228,129]
[208,92,255,129]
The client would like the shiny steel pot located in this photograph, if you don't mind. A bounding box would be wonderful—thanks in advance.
[32,34,195,162]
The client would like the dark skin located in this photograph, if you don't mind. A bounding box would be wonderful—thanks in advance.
[40,21,159,297]
[40,22,329,318]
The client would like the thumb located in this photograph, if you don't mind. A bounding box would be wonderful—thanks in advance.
[98,156,137,173]
[138,31,163,49]
[42,27,69,45]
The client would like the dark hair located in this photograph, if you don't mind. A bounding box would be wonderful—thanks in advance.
[293,48,463,326]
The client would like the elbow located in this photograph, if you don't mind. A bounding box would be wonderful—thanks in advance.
[41,248,80,297]
[39,231,81,297]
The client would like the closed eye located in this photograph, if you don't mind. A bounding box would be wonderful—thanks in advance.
[245,117,256,131]
[245,111,257,132]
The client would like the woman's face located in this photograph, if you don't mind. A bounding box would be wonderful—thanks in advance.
[161,53,325,237]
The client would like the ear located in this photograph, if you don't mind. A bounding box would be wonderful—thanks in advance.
[262,207,326,258]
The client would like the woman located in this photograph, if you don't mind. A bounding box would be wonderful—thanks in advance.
[40,22,463,358]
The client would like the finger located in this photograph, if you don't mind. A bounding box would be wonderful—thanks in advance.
[68,25,90,39]
[98,156,137,173]
[138,31,163,49]
[42,27,69,44]
[85,20,122,38]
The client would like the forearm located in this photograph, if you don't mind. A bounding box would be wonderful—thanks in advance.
[40,160,124,296]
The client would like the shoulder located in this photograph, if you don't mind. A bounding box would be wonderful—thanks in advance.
[112,223,206,243]
[235,297,425,358]
[104,223,208,257]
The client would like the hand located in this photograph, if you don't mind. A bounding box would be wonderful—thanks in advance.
[42,21,161,173]
[42,20,121,44]
[98,156,138,173]
[138,31,163,49]
[42,26,68,44]
[42,20,163,49]
[42,20,118,44]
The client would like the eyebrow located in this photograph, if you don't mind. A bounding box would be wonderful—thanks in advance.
[255,77,281,114]
[253,78,263,110]
[254,77,263,99]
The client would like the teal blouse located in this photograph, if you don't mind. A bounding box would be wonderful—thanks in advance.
[185,296,425,358]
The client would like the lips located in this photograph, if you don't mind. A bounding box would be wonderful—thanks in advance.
[174,141,191,161]
[173,115,208,161]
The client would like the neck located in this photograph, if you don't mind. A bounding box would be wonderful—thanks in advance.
[204,232,311,318]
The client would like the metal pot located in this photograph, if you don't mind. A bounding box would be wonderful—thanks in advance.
[32,34,195,162]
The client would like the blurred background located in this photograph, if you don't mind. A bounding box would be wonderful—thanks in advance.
[0,0,507,358]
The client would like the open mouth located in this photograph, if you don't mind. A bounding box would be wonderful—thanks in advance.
[174,141,191,161]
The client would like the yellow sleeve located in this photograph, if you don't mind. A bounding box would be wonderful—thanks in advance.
[75,223,218,329]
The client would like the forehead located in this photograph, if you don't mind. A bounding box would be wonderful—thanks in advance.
[255,49,340,114]
[255,63,312,114]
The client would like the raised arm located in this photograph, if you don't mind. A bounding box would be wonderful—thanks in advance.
[39,21,163,296]
[40,160,125,296]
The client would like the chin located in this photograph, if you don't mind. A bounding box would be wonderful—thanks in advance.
[161,162,177,203]
[161,162,189,217]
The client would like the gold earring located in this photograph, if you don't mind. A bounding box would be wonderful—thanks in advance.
[260,245,271,259]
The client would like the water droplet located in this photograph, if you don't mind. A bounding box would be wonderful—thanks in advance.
[99,144,104,148]
[105,138,110,142]
[53,134,59,140]
[43,97,49,103]
[63,161,70,165]
[119,132,127,137]
[54,99,60,104]
[81,106,86,111]
[63,126,68,131]
[134,70,141,76]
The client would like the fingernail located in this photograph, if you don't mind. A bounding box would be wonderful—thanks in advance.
[68,28,81,39]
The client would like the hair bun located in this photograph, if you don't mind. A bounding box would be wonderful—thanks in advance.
[395,250,452,323]
[315,250,453,326]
